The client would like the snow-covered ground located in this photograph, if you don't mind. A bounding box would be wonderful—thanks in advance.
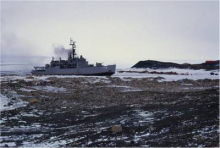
[0,94,11,111]
[0,75,107,82]
[0,93,28,111]
[0,67,219,147]
[31,86,66,93]
[114,68,219,81]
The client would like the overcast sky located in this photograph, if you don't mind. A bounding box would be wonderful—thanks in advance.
[1,1,219,67]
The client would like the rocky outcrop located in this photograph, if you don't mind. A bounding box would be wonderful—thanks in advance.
[132,60,219,70]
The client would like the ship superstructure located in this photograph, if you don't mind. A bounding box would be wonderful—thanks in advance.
[31,39,116,75]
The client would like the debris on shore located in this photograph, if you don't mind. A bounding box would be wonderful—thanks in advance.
[0,74,219,147]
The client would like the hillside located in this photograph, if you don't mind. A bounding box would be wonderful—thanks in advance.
[132,60,219,70]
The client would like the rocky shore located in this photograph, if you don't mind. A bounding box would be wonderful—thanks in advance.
[0,75,219,147]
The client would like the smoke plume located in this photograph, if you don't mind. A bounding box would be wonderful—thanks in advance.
[53,44,72,59]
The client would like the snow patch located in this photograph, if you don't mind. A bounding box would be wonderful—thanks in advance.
[31,86,66,93]
[86,77,111,84]
[0,93,28,111]
[0,142,16,147]
[20,88,36,92]
[114,68,219,81]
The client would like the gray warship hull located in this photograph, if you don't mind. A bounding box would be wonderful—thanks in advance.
[31,65,116,76]
[32,39,116,76]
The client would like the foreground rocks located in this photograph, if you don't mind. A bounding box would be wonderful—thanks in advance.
[0,76,219,147]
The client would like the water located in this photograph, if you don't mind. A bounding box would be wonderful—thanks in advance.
[0,56,51,75]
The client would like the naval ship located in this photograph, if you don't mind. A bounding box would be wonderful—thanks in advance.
[31,39,116,76]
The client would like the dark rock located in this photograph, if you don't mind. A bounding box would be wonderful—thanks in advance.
[130,141,135,145]
[8,102,13,106]
[132,60,219,70]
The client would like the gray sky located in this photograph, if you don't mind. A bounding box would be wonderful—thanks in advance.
[1,1,219,67]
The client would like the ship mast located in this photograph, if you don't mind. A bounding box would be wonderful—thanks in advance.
[69,38,76,59]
